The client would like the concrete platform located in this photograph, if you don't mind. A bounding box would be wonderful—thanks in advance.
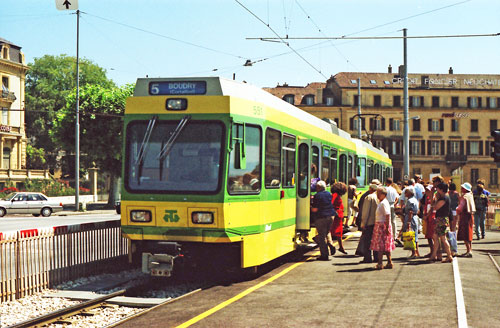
[115,230,500,327]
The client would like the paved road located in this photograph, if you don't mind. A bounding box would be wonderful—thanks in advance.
[0,211,119,232]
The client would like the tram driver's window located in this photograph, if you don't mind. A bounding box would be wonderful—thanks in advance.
[265,128,281,188]
[227,125,262,194]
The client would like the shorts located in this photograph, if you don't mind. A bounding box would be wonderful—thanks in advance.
[435,216,450,237]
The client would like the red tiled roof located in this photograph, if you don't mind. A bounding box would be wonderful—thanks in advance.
[264,82,326,102]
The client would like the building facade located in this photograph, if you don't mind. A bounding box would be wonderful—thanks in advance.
[0,38,49,187]
[265,67,500,193]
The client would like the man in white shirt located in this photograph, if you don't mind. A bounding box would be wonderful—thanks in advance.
[414,175,425,202]
[385,177,399,241]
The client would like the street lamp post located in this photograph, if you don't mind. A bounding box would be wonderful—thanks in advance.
[403,28,410,181]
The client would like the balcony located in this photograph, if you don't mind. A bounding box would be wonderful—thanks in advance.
[445,154,467,164]
[1,90,16,102]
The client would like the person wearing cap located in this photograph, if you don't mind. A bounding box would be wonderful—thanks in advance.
[403,186,421,258]
[311,180,337,261]
[456,182,475,257]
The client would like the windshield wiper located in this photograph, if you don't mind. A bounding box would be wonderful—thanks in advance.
[157,115,191,161]
[135,115,158,167]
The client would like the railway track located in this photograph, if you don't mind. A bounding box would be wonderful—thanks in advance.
[8,290,126,328]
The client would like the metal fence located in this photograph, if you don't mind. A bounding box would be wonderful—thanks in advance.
[0,220,129,302]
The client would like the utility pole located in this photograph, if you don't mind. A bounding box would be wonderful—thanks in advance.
[357,78,362,139]
[403,28,410,181]
[75,9,80,210]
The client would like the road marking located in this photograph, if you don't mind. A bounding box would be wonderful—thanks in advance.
[176,233,356,327]
[453,257,468,328]
[488,252,500,274]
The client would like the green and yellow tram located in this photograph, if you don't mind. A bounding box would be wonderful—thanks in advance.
[120,77,392,276]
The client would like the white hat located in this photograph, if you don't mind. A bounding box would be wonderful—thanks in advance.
[461,182,472,192]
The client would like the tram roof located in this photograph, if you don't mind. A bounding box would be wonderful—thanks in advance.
[134,77,389,160]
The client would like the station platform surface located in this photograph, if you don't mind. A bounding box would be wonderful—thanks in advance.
[117,230,500,328]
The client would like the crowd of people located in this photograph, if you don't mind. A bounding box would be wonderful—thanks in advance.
[310,174,491,269]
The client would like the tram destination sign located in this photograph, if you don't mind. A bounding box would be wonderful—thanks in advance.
[149,81,207,95]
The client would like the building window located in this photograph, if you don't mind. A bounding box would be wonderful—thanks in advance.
[392,140,401,155]
[326,97,334,106]
[370,118,384,131]
[451,119,459,132]
[410,96,424,107]
[413,168,422,176]
[1,46,9,60]
[411,140,421,155]
[487,97,497,109]
[1,108,7,125]
[490,120,498,133]
[393,95,401,107]
[303,95,314,105]
[432,168,441,174]
[432,96,440,107]
[471,169,479,185]
[450,141,460,155]
[451,96,459,107]
[468,97,481,108]
[389,118,400,131]
[373,95,381,107]
[373,140,384,149]
[469,141,480,155]
[429,119,444,132]
[350,80,357,84]
[412,118,420,132]
[283,94,294,104]
[491,168,498,186]
[2,77,8,92]
[430,141,441,155]
[353,95,359,106]
[2,147,10,169]
[471,119,478,132]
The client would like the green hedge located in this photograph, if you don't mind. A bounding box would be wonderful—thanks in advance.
[0,179,92,198]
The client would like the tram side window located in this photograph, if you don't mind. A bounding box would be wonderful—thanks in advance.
[282,135,296,187]
[298,144,309,198]
[227,125,262,194]
[329,148,338,184]
[321,147,330,184]
[312,146,319,179]
[265,128,281,187]
[339,154,347,183]
[348,155,353,181]
[367,160,374,183]
[357,158,366,186]
[374,163,381,181]
[386,167,392,179]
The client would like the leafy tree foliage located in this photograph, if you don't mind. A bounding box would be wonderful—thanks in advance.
[25,54,114,170]
[51,83,134,179]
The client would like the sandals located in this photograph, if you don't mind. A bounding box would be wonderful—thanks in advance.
[442,258,453,263]
[375,264,384,270]
[384,263,393,269]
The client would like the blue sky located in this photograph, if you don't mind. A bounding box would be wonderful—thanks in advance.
[1,0,499,88]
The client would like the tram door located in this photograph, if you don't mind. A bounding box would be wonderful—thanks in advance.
[296,138,311,230]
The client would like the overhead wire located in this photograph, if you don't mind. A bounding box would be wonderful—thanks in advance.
[234,0,327,79]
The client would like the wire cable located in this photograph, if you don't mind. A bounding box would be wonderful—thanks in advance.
[81,11,245,60]
[234,0,327,79]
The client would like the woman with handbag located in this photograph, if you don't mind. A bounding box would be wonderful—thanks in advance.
[429,183,454,263]
[370,187,395,269]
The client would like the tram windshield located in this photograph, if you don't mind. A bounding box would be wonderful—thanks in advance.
[126,120,224,193]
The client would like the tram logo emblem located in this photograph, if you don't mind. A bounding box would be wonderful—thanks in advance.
[163,210,180,223]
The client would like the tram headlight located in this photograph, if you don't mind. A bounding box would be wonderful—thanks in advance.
[166,98,188,111]
[131,210,152,222]
[191,212,214,224]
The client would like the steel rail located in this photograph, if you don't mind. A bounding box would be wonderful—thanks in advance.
[488,252,500,274]
[103,288,203,328]
[8,289,126,328]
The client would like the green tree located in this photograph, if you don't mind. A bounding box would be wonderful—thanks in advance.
[51,83,134,204]
[25,54,114,171]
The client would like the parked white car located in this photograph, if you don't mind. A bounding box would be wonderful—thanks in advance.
[0,192,64,217]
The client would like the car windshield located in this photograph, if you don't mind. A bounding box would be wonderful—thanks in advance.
[126,120,224,193]
[3,192,17,201]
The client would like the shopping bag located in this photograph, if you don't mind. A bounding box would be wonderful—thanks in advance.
[402,231,416,250]
[447,231,458,253]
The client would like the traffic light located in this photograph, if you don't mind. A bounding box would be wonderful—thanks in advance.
[491,129,500,162]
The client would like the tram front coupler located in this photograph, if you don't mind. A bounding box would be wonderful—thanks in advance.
[142,242,182,277]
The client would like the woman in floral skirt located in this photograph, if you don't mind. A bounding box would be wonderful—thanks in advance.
[370,186,395,269]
